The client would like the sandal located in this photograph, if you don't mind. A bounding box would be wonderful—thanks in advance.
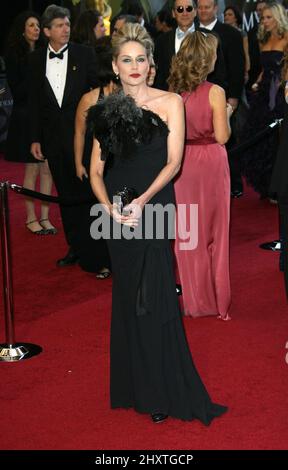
[39,218,58,235]
[96,269,111,279]
[25,219,47,235]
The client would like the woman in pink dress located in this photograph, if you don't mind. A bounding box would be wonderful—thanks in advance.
[169,31,233,320]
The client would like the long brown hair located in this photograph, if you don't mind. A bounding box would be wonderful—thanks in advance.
[168,31,218,94]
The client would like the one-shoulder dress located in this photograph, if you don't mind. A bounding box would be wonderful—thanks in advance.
[88,92,227,423]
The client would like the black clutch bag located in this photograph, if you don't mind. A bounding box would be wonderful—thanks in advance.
[113,186,138,214]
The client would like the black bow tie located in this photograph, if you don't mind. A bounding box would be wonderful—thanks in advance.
[49,45,68,60]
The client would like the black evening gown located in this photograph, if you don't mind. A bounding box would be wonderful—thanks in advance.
[4,51,41,163]
[270,102,288,296]
[88,92,227,423]
[241,51,285,197]
[76,92,110,273]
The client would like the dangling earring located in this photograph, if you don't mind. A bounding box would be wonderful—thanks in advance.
[115,73,119,81]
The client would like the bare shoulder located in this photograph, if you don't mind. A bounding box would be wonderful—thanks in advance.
[145,89,183,122]
[80,88,100,108]
[148,88,181,104]
[209,84,225,99]
[283,31,288,44]
[209,84,226,106]
[156,91,183,115]
[165,91,183,106]
[154,89,182,103]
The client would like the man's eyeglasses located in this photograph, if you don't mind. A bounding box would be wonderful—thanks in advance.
[175,6,194,14]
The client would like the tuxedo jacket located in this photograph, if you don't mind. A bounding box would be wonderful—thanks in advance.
[208,21,245,100]
[29,42,98,160]
[154,27,227,92]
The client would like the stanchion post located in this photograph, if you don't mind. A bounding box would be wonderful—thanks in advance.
[0,181,42,361]
[0,181,15,346]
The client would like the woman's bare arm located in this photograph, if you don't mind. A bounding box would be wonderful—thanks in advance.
[209,84,231,145]
[74,89,100,180]
[134,93,185,209]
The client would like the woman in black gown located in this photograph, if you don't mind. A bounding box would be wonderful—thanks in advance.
[4,11,57,234]
[89,23,227,423]
[241,3,288,199]
[270,55,288,294]
[74,44,117,278]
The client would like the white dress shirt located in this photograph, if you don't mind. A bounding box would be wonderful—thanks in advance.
[199,19,218,31]
[46,44,68,107]
[175,24,195,53]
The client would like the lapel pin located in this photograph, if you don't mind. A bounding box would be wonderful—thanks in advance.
[72,66,77,71]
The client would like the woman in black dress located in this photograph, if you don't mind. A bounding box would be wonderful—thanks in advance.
[270,54,288,293]
[74,44,118,278]
[4,11,57,234]
[241,3,288,199]
[89,23,227,423]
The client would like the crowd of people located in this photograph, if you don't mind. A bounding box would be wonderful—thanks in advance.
[2,0,288,423]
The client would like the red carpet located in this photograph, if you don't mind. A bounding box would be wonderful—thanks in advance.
[0,156,288,450]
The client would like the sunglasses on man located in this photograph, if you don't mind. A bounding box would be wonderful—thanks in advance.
[175,6,194,13]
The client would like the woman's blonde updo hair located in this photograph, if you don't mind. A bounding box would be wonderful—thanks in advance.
[168,31,218,94]
[258,3,288,44]
[111,22,154,63]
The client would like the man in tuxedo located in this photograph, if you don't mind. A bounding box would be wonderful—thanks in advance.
[29,4,100,270]
[154,0,227,91]
[197,0,245,197]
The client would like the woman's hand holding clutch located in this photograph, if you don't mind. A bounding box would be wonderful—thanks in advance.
[111,187,144,227]
[110,201,141,227]
[123,198,144,218]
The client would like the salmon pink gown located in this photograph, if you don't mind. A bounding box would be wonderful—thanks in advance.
[174,81,231,320]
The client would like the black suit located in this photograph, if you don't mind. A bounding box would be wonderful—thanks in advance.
[29,43,107,272]
[208,21,245,100]
[29,43,98,158]
[154,27,227,91]
[208,21,245,193]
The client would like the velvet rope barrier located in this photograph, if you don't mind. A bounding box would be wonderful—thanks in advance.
[227,118,283,157]
[9,183,60,203]
[9,183,96,206]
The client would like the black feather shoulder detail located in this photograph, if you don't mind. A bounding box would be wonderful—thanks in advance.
[86,90,168,160]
